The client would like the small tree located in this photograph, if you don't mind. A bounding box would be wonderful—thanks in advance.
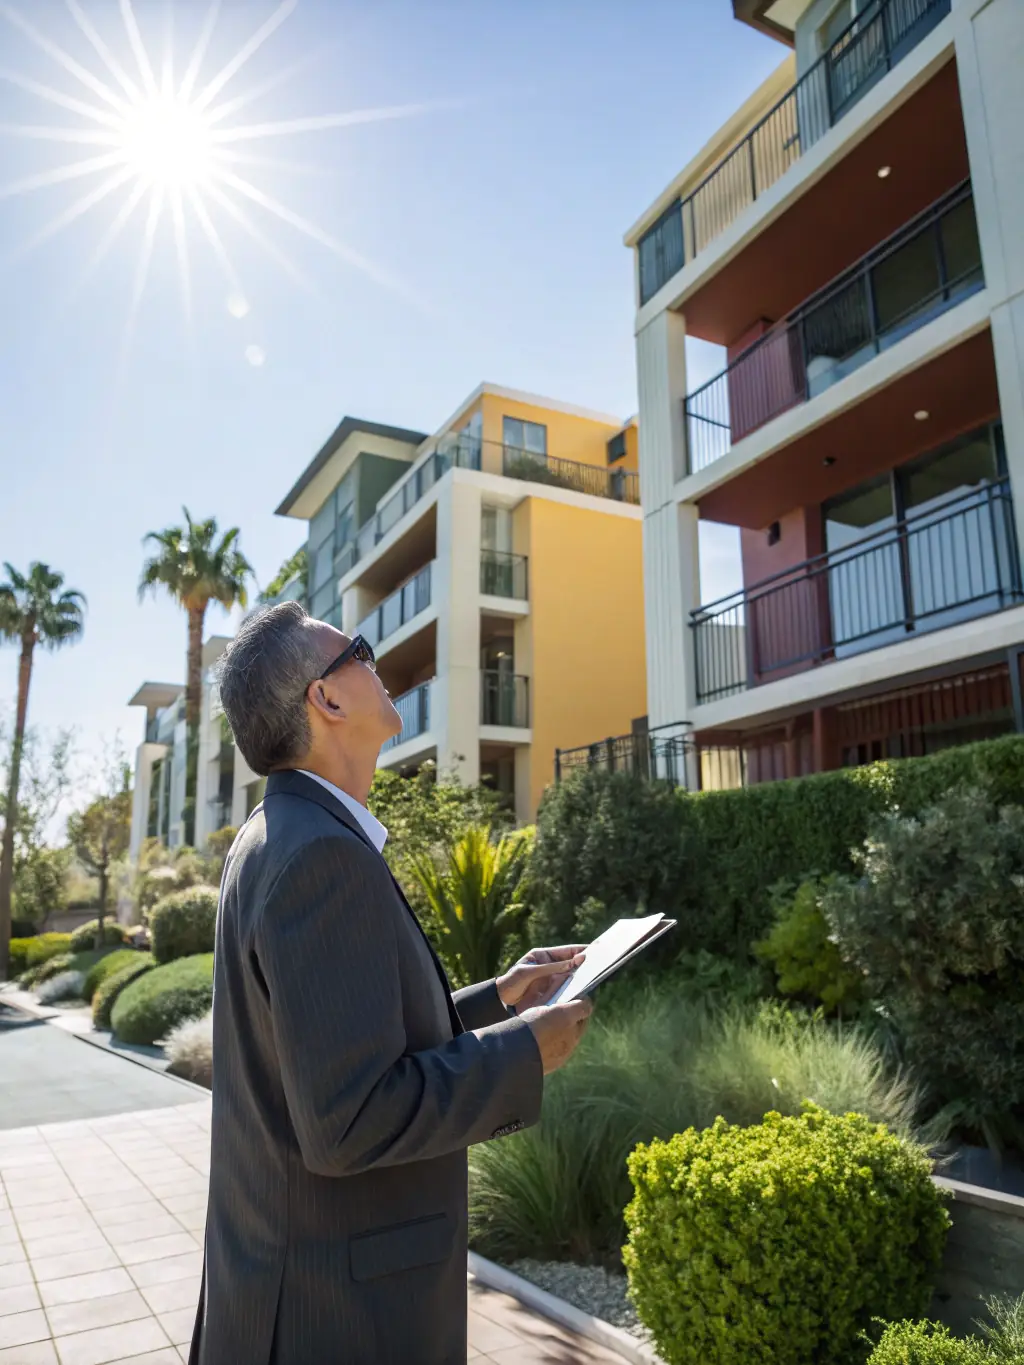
[66,759,132,944]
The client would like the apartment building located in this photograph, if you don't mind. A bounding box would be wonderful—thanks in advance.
[127,636,263,859]
[275,385,646,821]
[612,0,1024,786]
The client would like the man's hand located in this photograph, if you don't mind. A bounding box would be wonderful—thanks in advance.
[497,944,588,1012]
[520,998,593,1075]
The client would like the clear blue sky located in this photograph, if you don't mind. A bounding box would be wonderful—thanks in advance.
[0,0,782,807]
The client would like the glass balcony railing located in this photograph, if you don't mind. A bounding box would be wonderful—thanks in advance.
[380,680,432,755]
[480,671,530,728]
[357,563,432,651]
[691,479,1021,704]
[637,0,952,302]
[480,550,529,599]
[683,182,982,474]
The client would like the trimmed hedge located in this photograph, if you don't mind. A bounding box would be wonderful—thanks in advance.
[149,886,218,965]
[82,948,147,1004]
[8,933,72,978]
[624,1104,949,1365]
[532,735,1024,958]
[69,920,130,952]
[92,955,154,1029]
[111,954,214,1045]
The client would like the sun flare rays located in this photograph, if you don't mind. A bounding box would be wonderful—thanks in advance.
[0,0,451,354]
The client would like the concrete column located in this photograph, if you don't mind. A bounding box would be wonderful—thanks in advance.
[954,0,1024,571]
[636,308,700,732]
[341,582,377,636]
[129,743,165,862]
[433,474,482,785]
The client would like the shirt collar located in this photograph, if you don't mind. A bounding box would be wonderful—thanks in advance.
[295,770,388,854]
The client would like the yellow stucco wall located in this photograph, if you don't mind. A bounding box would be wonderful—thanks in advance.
[478,394,621,476]
[517,496,647,820]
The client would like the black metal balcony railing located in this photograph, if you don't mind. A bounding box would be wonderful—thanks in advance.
[380,681,432,755]
[501,445,640,505]
[481,671,530,728]
[692,480,1021,704]
[480,550,529,600]
[358,562,432,651]
[684,181,982,473]
[556,724,694,787]
[638,0,952,303]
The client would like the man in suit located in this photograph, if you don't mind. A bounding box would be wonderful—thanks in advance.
[190,601,592,1365]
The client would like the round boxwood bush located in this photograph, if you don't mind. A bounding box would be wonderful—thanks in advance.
[69,920,129,952]
[111,953,214,1045]
[92,955,154,1029]
[623,1103,950,1365]
[82,948,148,1004]
[867,1321,990,1363]
[149,886,218,965]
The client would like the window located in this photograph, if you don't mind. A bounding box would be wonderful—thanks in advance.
[607,431,627,464]
[502,417,547,457]
[819,0,854,53]
[638,202,685,306]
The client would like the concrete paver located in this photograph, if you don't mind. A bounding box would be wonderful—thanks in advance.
[0,1017,628,1364]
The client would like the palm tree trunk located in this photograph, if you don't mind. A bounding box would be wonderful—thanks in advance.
[183,606,205,847]
[0,633,35,980]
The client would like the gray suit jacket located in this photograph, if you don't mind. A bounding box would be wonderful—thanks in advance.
[189,770,543,1365]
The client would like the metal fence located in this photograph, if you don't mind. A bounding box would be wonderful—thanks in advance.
[683,181,981,472]
[637,0,952,302]
[692,480,1021,703]
[555,725,750,792]
[501,445,640,505]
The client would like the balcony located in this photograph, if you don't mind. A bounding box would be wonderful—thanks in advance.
[358,562,432,651]
[638,0,952,303]
[501,445,640,504]
[481,671,530,728]
[684,181,982,474]
[692,480,1021,704]
[380,680,432,755]
[480,550,529,600]
[349,435,482,569]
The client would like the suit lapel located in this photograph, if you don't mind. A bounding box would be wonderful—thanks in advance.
[264,770,465,1037]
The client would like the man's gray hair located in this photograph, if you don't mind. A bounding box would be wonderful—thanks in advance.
[217,602,326,777]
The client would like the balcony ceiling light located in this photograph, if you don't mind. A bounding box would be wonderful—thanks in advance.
[877,165,892,178]
[914,409,930,421]
[823,456,836,467]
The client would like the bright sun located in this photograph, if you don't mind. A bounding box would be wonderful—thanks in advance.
[116,93,214,191]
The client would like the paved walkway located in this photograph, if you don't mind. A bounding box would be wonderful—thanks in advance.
[0,1012,625,1364]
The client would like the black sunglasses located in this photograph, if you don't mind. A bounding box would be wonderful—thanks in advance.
[318,634,376,681]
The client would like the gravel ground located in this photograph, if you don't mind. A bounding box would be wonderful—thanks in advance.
[506,1259,650,1341]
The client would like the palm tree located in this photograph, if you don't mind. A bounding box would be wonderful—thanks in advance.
[139,509,252,847]
[0,563,86,980]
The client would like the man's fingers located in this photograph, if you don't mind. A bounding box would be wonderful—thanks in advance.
[520,958,577,979]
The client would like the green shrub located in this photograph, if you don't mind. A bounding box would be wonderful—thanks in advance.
[530,735,1024,964]
[7,932,71,977]
[411,826,530,987]
[867,1321,990,1364]
[756,876,865,1014]
[979,1292,1024,1360]
[111,953,214,1045]
[469,991,931,1267]
[824,786,1024,1148]
[92,955,154,1029]
[624,1104,950,1365]
[37,969,87,1005]
[82,948,146,1003]
[149,886,218,964]
[69,920,129,952]
[27,951,75,986]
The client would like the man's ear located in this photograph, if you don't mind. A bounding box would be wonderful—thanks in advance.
[307,680,345,720]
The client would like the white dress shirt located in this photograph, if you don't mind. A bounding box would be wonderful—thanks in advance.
[296,770,388,854]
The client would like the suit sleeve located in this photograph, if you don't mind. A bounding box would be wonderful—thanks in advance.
[255,834,544,1178]
[453,980,510,1031]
